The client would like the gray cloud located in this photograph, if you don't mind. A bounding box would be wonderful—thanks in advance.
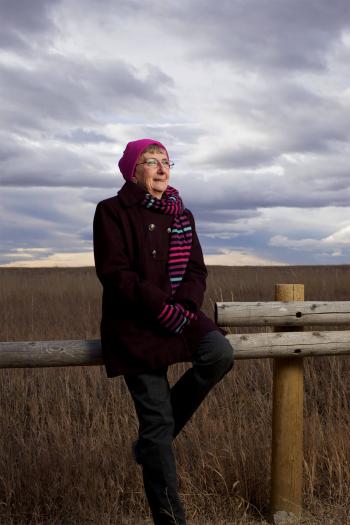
[202,80,350,171]
[0,132,115,187]
[204,146,278,169]
[0,0,59,50]
[0,186,94,264]
[0,52,176,188]
[176,164,350,211]
[140,124,206,147]
[0,57,175,134]
[62,0,350,74]
[56,129,115,144]
[162,0,350,72]
[1,0,350,266]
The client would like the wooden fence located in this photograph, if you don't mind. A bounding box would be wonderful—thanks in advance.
[1,283,350,524]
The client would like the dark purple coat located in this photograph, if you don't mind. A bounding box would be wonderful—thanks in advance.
[93,181,223,377]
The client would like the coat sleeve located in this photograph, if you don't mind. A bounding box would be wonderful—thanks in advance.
[172,210,207,313]
[93,200,169,316]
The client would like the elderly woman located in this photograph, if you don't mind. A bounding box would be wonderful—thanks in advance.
[93,139,234,525]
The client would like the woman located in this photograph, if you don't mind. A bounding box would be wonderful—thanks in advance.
[93,139,234,525]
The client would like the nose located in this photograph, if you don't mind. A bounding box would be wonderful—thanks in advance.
[157,161,166,173]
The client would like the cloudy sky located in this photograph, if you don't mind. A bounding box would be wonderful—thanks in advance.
[1,0,350,267]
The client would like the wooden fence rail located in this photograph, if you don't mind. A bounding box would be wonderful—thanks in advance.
[1,283,349,524]
[216,300,350,326]
[1,329,350,368]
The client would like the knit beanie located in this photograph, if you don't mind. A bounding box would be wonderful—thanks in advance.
[118,138,169,181]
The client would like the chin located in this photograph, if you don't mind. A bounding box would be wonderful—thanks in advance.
[153,185,167,192]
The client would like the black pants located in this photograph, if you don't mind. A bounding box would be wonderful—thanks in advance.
[124,330,234,525]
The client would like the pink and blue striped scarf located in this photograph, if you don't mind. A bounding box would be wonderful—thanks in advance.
[141,186,192,295]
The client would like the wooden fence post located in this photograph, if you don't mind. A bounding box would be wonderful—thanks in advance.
[271,284,304,524]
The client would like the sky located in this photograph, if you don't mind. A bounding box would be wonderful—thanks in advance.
[1,0,350,267]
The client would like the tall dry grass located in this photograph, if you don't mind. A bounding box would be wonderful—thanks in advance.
[0,266,350,524]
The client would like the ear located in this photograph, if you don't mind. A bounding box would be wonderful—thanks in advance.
[131,176,137,184]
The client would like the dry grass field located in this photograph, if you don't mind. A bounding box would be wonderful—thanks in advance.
[0,266,350,525]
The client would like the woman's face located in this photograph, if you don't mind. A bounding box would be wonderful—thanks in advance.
[132,150,170,199]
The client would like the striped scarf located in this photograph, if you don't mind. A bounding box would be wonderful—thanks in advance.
[141,186,192,295]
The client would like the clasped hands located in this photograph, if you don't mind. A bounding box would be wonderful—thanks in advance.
[157,302,197,334]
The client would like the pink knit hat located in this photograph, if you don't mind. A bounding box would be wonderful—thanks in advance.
[118,138,169,181]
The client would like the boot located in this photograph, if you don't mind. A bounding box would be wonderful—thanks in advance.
[140,442,187,525]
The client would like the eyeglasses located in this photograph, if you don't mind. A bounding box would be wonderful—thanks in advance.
[136,158,174,169]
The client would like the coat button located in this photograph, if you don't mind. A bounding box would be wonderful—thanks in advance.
[148,224,156,231]
[152,249,157,258]
[167,227,171,233]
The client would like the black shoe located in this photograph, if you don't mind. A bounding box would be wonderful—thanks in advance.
[142,443,187,525]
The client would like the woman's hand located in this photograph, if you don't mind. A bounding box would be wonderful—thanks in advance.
[157,302,197,334]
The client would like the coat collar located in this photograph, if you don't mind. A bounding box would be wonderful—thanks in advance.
[117,181,147,207]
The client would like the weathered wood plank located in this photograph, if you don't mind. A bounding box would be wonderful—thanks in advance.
[0,340,103,368]
[216,301,350,326]
[1,331,350,368]
[227,330,350,359]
